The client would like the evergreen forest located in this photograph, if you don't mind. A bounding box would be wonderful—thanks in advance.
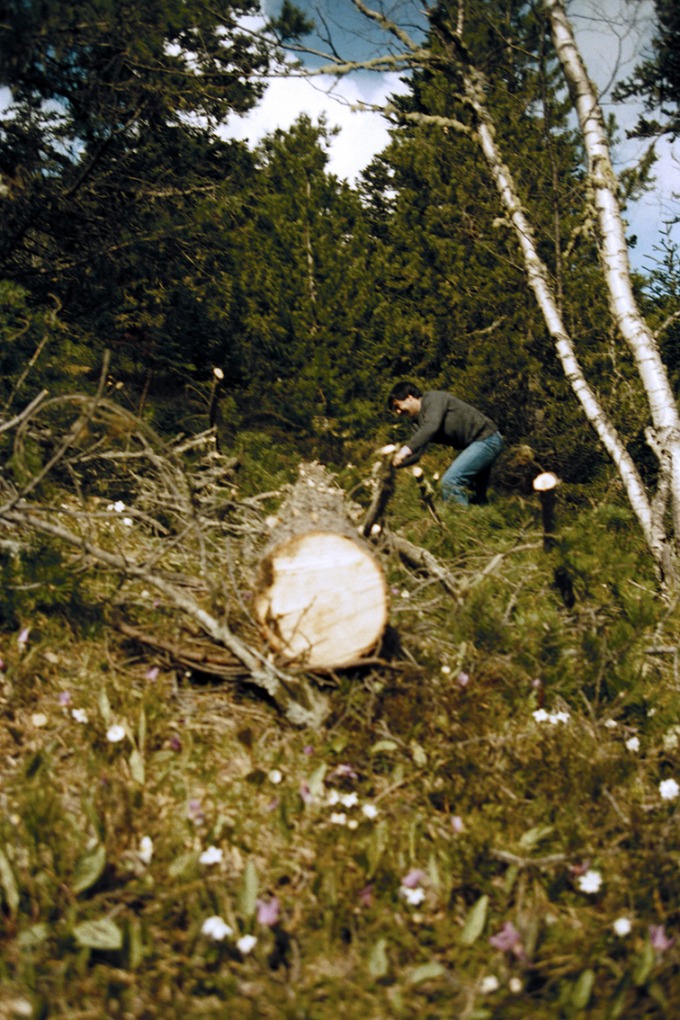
[1,0,680,1016]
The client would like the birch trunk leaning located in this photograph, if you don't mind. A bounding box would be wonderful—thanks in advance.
[544,0,680,580]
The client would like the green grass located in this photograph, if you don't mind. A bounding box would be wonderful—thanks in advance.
[1,439,680,1019]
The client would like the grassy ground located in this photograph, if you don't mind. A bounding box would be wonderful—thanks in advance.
[1,431,680,1019]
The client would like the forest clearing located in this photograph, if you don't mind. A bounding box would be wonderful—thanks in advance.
[2,0,680,1015]
[1,389,680,1019]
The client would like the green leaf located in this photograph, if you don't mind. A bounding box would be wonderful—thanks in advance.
[633,940,655,987]
[138,708,147,753]
[239,859,258,918]
[368,937,389,978]
[459,894,488,946]
[367,819,389,877]
[128,915,144,970]
[18,922,49,948]
[129,747,145,785]
[72,844,106,895]
[370,739,399,754]
[410,741,427,766]
[427,851,440,892]
[571,968,595,1009]
[307,763,327,797]
[0,848,19,915]
[518,825,553,849]
[98,689,111,726]
[168,852,196,879]
[408,961,446,985]
[74,917,123,951]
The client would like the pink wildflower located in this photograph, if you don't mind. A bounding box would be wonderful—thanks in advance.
[187,799,205,824]
[401,868,427,889]
[649,924,674,953]
[256,897,280,927]
[489,921,526,960]
[145,666,159,681]
[359,884,374,907]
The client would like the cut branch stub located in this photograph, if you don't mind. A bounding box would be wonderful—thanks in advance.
[533,471,560,551]
[254,529,389,669]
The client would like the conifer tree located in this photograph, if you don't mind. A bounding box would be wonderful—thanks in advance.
[0,0,272,393]
[224,115,378,443]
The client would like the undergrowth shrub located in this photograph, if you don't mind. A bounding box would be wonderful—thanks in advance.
[1,421,680,1018]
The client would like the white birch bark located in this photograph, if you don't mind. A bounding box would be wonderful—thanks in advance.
[544,0,680,571]
[459,64,665,563]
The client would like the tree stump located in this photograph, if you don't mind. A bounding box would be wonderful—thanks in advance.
[254,463,389,669]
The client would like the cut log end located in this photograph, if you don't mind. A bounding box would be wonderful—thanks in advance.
[254,530,389,669]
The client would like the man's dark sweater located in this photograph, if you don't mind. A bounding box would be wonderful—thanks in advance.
[402,391,499,466]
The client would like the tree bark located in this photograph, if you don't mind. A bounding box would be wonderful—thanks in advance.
[254,463,389,669]
[544,0,680,579]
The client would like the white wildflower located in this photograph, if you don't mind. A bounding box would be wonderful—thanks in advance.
[400,885,425,906]
[122,516,133,527]
[625,736,640,752]
[201,915,232,941]
[362,803,379,819]
[71,708,88,724]
[659,778,680,801]
[138,836,154,865]
[340,792,358,808]
[237,934,258,954]
[508,977,523,994]
[329,812,348,826]
[106,724,126,743]
[108,500,126,513]
[613,917,632,937]
[480,975,500,994]
[577,869,603,894]
[532,708,549,722]
[199,845,223,866]
[268,769,283,784]
[549,711,570,724]
[604,719,618,729]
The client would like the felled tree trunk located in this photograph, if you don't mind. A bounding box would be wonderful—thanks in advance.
[254,463,389,670]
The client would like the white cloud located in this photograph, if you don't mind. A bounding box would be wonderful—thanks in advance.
[222,71,405,182]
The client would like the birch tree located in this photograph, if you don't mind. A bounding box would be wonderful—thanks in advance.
[276,0,680,582]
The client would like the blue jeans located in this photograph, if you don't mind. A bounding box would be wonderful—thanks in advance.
[440,432,505,505]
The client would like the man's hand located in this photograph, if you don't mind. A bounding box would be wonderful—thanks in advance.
[393,445,412,467]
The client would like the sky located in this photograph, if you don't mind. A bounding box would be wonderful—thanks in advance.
[222,0,678,273]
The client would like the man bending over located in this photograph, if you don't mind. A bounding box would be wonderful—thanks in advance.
[388,381,505,506]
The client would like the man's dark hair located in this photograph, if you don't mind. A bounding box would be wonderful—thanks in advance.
[388,381,422,409]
